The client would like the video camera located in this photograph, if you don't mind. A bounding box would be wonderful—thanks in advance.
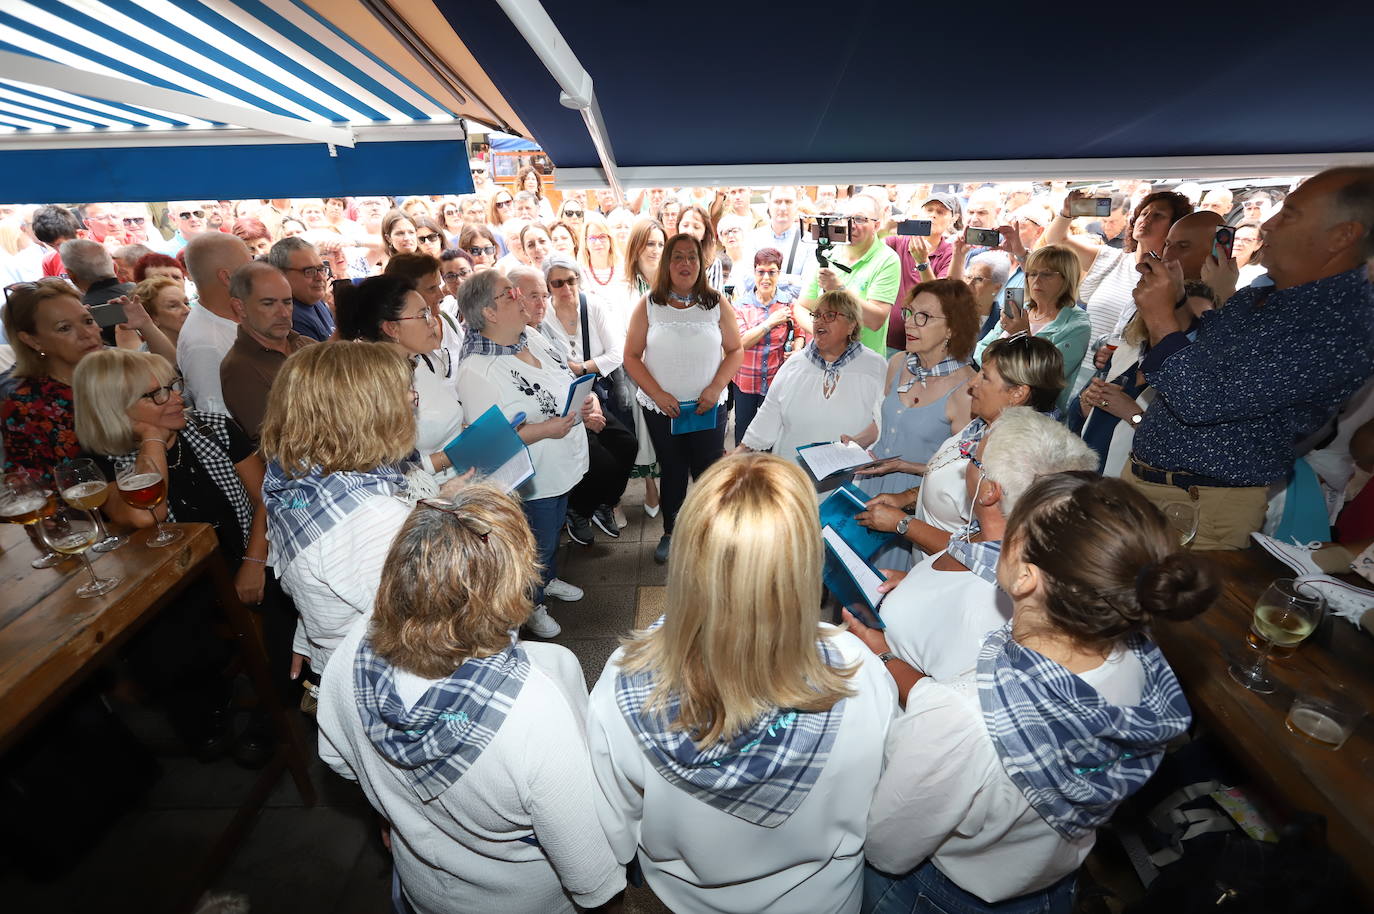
[800,214,854,273]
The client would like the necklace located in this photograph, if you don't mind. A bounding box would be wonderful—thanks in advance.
[167,435,183,469]
[588,262,614,287]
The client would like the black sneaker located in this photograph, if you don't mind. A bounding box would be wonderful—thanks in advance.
[591,505,621,538]
[653,534,671,565]
[566,510,595,546]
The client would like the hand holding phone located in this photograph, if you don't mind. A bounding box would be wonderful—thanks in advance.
[896,219,933,237]
[1069,196,1113,218]
[1002,288,1025,322]
[965,227,1002,247]
[1211,225,1235,261]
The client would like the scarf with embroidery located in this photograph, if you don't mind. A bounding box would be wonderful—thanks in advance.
[977,624,1191,840]
[262,459,410,568]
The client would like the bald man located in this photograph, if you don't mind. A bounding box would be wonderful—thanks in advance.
[1199,188,1233,219]
[179,232,251,414]
[1161,210,1226,281]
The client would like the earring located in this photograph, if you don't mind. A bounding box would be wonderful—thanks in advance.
[38,350,46,359]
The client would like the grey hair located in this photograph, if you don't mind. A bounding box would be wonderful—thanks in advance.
[112,243,151,270]
[266,235,316,270]
[981,406,1098,515]
[968,250,1013,288]
[228,260,287,302]
[506,265,544,292]
[184,232,250,290]
[454,268,504,333]
[1324,165,1374,259]
[542,255,580,280]
[59,239,115,284]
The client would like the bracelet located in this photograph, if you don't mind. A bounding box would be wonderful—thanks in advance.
[139,437,168,447]
[1059,212,1072,220]
[241,556,267,565]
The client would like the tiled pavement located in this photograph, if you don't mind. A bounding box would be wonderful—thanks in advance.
[0,479,672,914]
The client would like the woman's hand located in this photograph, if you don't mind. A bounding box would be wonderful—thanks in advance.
[650,389,681,417]
[950,234,970,266]
[535,413,579,441]
[438,468,476,498]
[996,224,1028,261]
[841,608,891,656]
[856,502,906,533]
[116,296,153,332]
[876,568,907,594]
[566,359,586,376]
[853,457,925,479]
[289,652,308,681]
[866,489,918,511]
[695,385,722,415]
[131,418,166,444]
[235,560,266,605]
[1061,188,1088,219]
[1000,305,1031,336]
[1084,378,1141,422]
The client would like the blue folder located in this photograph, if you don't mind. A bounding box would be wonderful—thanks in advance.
[442,405,535,490]
[671,402,718,435]
[819,484,893,629]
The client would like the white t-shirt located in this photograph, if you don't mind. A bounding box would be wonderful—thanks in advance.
[741,346,887,462]
[176,303,239,415]
[881,549,1013,680]
[587,627,897,914]
[318,629,625,914]
[867,649,1144,903]
[455,330,589,500]
[636,297,726,413]
[413,354,465,482]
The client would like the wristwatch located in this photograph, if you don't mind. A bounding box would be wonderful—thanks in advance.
[895,516,912,536]
[878,651,897,664]
[1129,412,1145,427]
[914,262,930,272]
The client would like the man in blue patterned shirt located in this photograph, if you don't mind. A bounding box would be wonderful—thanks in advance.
[1126,167,1374,549]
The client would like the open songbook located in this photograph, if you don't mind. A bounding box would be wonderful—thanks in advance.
[797,440,882,490]
[822,525,886,629]
[443,405,535,493]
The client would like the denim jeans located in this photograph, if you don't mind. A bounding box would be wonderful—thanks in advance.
[731,385,767,446]
[864,861,1076,914]
[521,492,569,606]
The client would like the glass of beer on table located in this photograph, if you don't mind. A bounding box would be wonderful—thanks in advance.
[36,502,121,598]
[116,465,183,548]
[1,470,65,569]
[55,458,127,553]
[1229,578,1325,694]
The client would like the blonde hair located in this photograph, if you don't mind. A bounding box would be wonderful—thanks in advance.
[258,341,416,476]
[580,211,624,273]
[1024,244,1081,311]
[815,288,864,342]
[618,454,856,748]
[2,278,85,378]
[0,219,29,257]
[73,349,176,455]
[133,276,182,317]
[371,486,540,678]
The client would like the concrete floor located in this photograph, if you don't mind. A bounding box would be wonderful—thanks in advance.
[0,478,671,914]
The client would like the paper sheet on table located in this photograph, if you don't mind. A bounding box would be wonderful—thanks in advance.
[443,405,535,493]
[822,525,885,628]
[561,373,598,417]
[797,440,879,486]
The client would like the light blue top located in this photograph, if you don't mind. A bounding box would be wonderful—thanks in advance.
[974,303,1092,413]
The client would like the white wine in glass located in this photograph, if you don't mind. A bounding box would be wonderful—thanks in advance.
[56,458,127,553]
[1163,502,1198,548]
[1229,579,1324,694]
[37,504,121,598]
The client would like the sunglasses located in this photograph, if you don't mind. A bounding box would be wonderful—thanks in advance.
[122,216,146,227]
[177,210,205,220]
[548,276,579,289]
[418,498,491,541]
[561,208,584,217]
[494,199,512,209]
[418,232,442,245]
[467,245,497,257]
[471,168,487,175]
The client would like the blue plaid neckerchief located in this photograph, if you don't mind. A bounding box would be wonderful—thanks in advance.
[354,635,530,801]
[460,329,528,360]
[262,459,410,568]
[977,624,1191,840]
[803,340,863,399]
[946,527,1001,585]
[898,355,967,394]
[614,633,846,828]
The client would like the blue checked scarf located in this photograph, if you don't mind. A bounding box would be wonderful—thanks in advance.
[354,635,530,801]
[615,634,846,828]
[977,624,1191,840]
[898,355,967,394]
[804,339,864,399]
[946,531,1001,585]
[460,329,528,360]
[262,459,411,568]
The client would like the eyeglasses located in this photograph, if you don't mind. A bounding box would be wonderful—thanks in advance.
[288,263,333,279]
[122,217,146,227]
[177,210,205,220]
[442,270,472,282]
[815,309,845,323]
[418,498,491,542]
[847,215,875,225]
[418,233,442,245]
[141,376,185,405]
[467,245,497,257]
[1025,270,1061,280]
[493,286,519,303]
[548,276,579,289]
[395,307,435,324]
[561,208,584,218]
[719,227,742,237]
[754,268,779,279]
[901,309,946,326]
[494,199,513,209]
[587,233,610,243]
[4,281,36,301]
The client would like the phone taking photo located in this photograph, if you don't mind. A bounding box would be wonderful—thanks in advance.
[88,300,128,329]
[1211,226,1235,261]
[1069,197,1113,217]
[1002,288,1025,322]
[964,227,1002,247]
[896,219,933,237]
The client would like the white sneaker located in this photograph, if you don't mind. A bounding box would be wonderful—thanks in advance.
[525,605,561,638]
[544,577,584,602]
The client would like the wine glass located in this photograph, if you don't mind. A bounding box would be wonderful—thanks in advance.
[56,459,127,553]
[1229,579,1324,694]
[115,466,183,548]
[1,470,65,569]
[1164,502,1199,548]
[36,503,120,598]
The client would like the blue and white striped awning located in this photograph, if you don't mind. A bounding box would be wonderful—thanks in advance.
[0,0,528,200]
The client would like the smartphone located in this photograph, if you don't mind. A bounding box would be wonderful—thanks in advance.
[88,300,127,329]
[1002,288,1024,322]
[896,219,933,237]
[804,217,851,244]
[1069,196,1113,217]
[1211,225,1235,261]
[965,227,1002,247]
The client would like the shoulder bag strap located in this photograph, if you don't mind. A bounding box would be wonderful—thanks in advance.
[579,292,593,364]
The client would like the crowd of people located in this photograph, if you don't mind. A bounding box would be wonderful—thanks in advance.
[2,161,1373,913]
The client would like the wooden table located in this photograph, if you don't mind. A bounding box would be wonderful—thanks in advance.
[0,521,316,911]
[1152,548,1374,901]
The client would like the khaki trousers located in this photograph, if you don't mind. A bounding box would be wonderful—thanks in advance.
[1123,469,1269,551]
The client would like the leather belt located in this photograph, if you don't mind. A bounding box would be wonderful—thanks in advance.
[1129,456,1248,495]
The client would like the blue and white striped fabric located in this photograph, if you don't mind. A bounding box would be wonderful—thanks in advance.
[977,624,1191,840]
[354,635,530,802]
[614,633,846,828]
[946,532,1001,585]
[262,459,410,569]
[459,329,529,360]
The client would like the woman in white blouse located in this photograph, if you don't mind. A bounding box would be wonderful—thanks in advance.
[846,472,1216,914]
[454,270,588,639]
[586,454,896,914]
[318,487,624,914]
[336,270,464,483]
[738,288,886,462]
[623,233,743,565]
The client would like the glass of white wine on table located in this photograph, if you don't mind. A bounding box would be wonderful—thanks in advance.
[1,470,64,569]
[55,458,128,553]
[1229,578,1325,694]
[36,503,121,598]
[116,465,183,548]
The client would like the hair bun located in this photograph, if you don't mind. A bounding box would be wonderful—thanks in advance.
[1135,553,1219,623]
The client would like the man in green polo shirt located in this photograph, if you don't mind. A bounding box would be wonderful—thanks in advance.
[799,191,901,354]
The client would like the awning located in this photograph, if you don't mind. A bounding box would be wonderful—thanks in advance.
[0,0,533,201]
[445,0,1374,188]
